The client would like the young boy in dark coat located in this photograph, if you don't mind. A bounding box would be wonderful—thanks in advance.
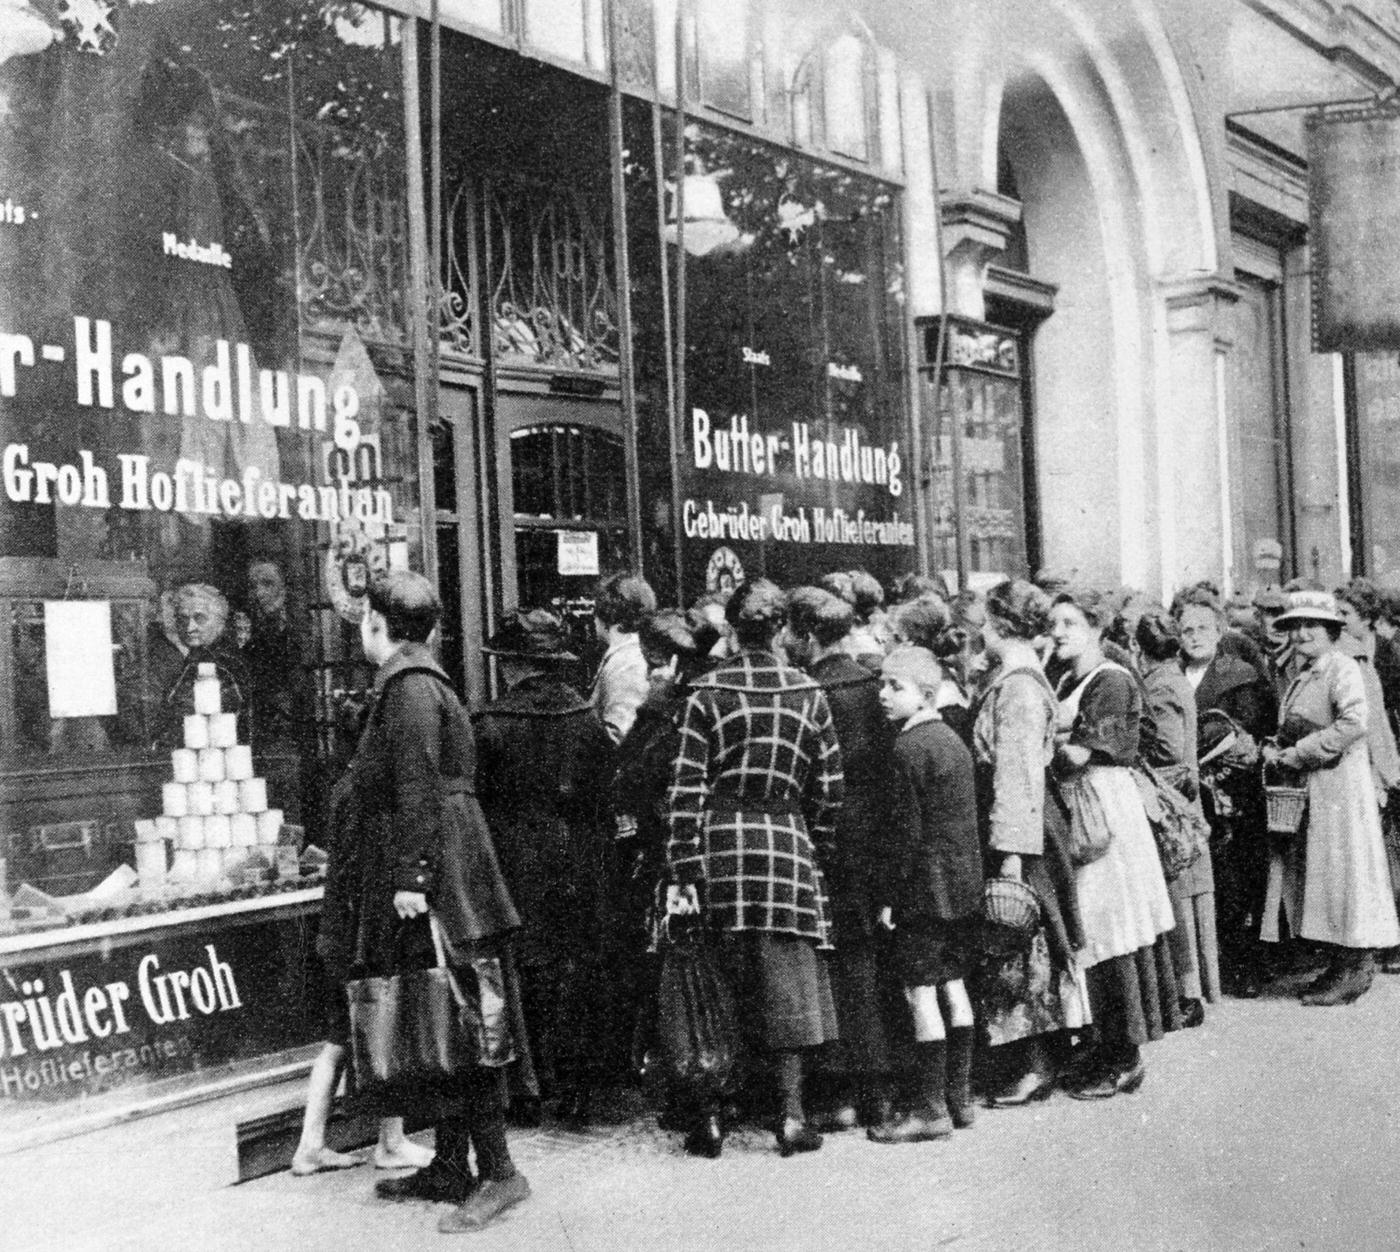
[869,645,984,1144]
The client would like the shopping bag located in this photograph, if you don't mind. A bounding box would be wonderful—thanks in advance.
[346,915,512,1104]
[1059,774,1114,867]
[655,924,738,1095]
[1132,765,1210,879]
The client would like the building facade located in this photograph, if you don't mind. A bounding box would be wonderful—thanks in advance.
[1,0,1397,1146]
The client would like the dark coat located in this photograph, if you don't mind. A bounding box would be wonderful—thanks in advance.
[667,649,844,944]
[473,675,615,961]
[876,717,983,926]
[810,652,893,936]
[614,684,687,880]
[1191,651,1277,742]
[319,644,520,981]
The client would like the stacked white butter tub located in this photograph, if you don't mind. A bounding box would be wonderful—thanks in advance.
[134,662,284,892]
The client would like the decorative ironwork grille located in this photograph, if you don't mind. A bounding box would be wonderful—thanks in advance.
[293,118,412,347]
[485,175,620,374]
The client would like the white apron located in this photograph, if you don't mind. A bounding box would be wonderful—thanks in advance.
[1057,663,1176,969]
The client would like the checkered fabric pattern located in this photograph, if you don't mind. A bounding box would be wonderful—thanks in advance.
[666,650,845,945]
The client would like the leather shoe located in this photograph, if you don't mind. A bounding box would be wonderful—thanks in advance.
[437,1171,530,1234]
[1113,1061,1146,1094]
[775,1119,823,1157]
[1302,955,1375,1006]
[866,1110,953,1144]
[1065,1071,1117,1101]
[683,1114,723,1159]
[809,1105,858,1133]
[1179,997,1205,1029]
[375,1162,475,1205]
[987,1070,1054,1108]
[857,1094,893,1128]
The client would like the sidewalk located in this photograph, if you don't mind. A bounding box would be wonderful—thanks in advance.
[14,972,1400,1252]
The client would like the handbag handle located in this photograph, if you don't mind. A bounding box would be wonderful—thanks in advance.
[428,912,450,969]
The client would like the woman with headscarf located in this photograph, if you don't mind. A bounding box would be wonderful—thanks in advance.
[1049,587,1179,1099]
[666,579,844,1158]
[1261,591,1400,1005]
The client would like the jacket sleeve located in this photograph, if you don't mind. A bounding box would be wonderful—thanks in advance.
[874,742,920,913]
[1287,658,1369,770]
[1069,669,1141,766]
[383,675,449,895]
[987,677,1049,856]
[596,649,651,745]
[1141,675,1190,771]
[665,691,711,885]
[804,689,845,866]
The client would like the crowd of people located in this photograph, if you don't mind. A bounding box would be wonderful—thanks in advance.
[300,562,1400,1235]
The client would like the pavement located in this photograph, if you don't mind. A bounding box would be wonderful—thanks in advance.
[10,968,1400,1252]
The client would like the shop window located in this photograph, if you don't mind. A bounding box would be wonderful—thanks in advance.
[0,2,419,956]
[623,101,913,600]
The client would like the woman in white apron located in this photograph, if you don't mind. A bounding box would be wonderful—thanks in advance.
[1049,589,1178,1100]
[1261,591,1400,1006]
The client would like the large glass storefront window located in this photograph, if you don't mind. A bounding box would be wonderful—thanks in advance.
[0,3,420,1118]
[1350,352,1400,580]
[624,103,913,602]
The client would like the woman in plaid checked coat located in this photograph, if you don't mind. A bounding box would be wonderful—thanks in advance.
[666,579,845,1157]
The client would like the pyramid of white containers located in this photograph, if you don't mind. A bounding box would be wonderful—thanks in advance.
[152,662,284,888]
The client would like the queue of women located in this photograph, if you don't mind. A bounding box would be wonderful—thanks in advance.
[301,563,1400,1235]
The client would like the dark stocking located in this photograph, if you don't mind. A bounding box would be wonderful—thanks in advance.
[913,1041,948,1117]
[777,1051,806,1125]
[466,1072,516,1183]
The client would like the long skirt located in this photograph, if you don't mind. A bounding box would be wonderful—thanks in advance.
[979,928,1092,1047]
[1085,934,1182,1057]
[717,930,838,1052]
[1068,765,1176,968]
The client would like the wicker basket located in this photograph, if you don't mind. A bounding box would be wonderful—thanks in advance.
[981,876,1042,956]
[1263,761,1307,835]
[1264,784,1307,835]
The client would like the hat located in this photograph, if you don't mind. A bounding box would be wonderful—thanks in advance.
[1252,585,1287,612]
[1272,590,1345,628]
[483,608,579,662]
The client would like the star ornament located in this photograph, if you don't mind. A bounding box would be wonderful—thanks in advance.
[59,0,118,54]
[776,195,815,246]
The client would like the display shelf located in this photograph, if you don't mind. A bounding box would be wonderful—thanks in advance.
[0,885,323,958]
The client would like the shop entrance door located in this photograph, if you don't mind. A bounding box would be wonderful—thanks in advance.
[494,392,628,638]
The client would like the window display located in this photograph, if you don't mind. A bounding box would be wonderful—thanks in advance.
[0,0,420,940]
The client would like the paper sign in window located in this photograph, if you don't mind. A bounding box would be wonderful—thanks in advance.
[44,601,118,718]
[557,530,599,576]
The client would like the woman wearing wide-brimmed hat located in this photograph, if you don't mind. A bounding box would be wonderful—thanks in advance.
[1261,591,1400,1005]
[474,608,616,1121]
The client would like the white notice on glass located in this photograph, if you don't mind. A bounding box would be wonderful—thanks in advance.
[557,530,600,576]
[45,601,118,718]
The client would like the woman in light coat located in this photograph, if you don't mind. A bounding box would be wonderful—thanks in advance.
[1261,591,1400,1005]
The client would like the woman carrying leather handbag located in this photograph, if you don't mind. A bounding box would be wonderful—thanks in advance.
[318,570,535,1236]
